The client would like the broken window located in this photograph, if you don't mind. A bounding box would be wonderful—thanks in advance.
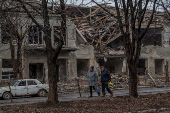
[77,59,89,76]
[2,59,12,68]
[155,59,164,75]
[53,26,60,45]
[107,36,124,50]
[97,58,123,75]
[1,24,19,44]
[1,25,11,44]
[28,26,42,44]
[29,63,43,80]
[2,59,14,80]
[138,59,147,75]
[142,28,162,46]
[104,59,123,75]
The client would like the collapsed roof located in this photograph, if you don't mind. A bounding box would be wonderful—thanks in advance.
[66,5,166,51]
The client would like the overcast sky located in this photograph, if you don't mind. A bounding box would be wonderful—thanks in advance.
[66,0,115,6]
[64,0,165,11]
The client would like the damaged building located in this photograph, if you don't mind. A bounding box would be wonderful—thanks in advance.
[0,3,170,84]
[0,13,97,83]
[0,2,98,83]
[66,5,170,79]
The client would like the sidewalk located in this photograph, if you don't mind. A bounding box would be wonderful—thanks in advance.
[58,86,170,101]
[0,87,170,106]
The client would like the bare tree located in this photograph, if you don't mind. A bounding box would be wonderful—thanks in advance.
[0,1,29,79]
[16,0,66,103]
[160,0,170,16]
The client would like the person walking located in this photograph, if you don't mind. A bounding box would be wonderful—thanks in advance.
[100,66,113,97]
[87,66,100,97]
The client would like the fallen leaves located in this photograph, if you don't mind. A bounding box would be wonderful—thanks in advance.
[0,93,170,113]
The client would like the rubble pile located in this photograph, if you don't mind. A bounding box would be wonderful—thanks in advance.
[111,74,129,89]
[57,76,89,94]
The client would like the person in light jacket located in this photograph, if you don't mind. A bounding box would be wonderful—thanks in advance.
[87,66,100,97]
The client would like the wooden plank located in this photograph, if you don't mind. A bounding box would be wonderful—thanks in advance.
[99,32,107,49]
[101,28,117,51]
[76,28,87,42]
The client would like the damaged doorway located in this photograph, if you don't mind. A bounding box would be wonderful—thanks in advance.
[104,59,123,75]
[77,59,89,76]
[57,59,67,81]
[138,59,147,76]
[29,63,43,80]
[155,59,164,75]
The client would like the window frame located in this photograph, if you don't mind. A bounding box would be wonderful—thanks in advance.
[18,81,26,86]
[28,25,43,45]
[27,80,37,86]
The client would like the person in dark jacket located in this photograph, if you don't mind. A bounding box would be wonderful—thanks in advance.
[100,66,113,97]
[87,66,100,97]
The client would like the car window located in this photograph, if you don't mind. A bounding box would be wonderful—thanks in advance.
[36,80,42,84]
[27,80,37,85]
[11,80,19,86]
[18,81,26,86]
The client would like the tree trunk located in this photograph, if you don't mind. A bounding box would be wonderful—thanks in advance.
[17,39,23,79]
[165,61,169,83]
[128,63,138,98]
[127,41,141,98]
[9,38,17,78]
[47,63,59,103]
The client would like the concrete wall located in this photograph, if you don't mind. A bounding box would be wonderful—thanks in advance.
[122,58,127,74]
[140,45,169,77]
[0,59,2,81]
[75,44,97,74]
[0,13,90,82]
[135,24,170,78]
[22,52,48,81]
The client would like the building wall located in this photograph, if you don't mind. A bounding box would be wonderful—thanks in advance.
[22,52,48,82]
[0,59,2,82]
[75,45,97,74]
[139,24,170,78]
[0,13,95,82]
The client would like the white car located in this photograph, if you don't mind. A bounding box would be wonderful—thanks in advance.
[0,79,49,100]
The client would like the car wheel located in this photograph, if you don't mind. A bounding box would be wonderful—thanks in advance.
[38,90,46,97]
[3,92,11,100]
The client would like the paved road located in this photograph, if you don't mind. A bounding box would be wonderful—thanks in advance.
[0,87,170,106]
